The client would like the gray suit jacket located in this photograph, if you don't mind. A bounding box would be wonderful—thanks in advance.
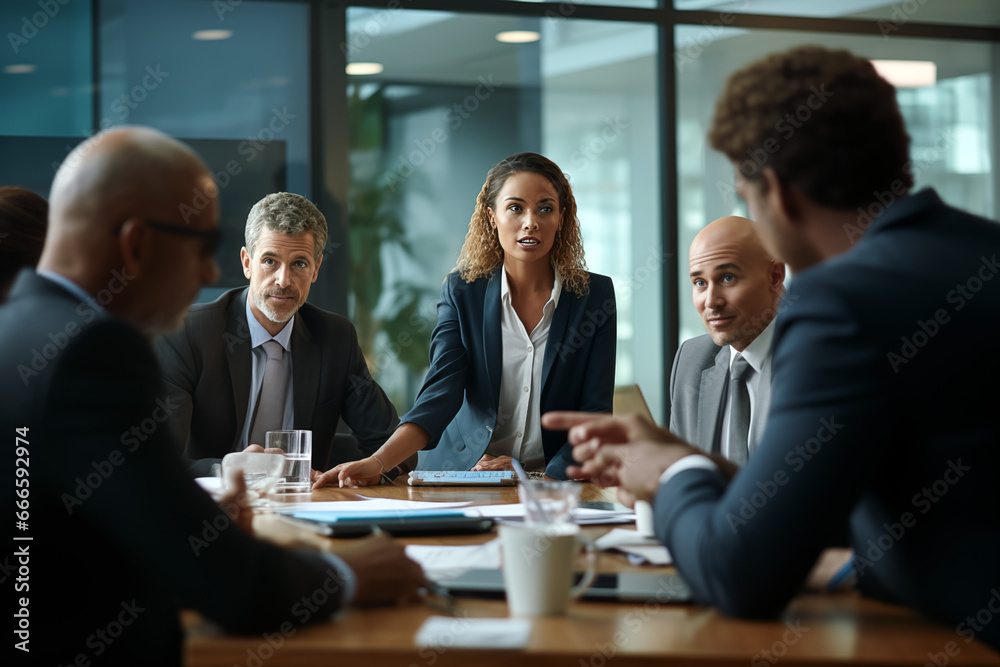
[668,333,773,457]
[668,333,728,454]
[154,288,399,475]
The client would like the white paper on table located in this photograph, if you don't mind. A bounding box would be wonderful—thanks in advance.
[406,538,502,580]
[272,497,474,514]
[594,528,672,565]
[463,503,635,524]
[194,477,223,496]
[415,617,531,649]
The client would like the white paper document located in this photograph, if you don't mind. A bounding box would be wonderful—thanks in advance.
[463,503,635,525]
[415,616,531,649]
[406,538,502,579]
[272,497,474,514]
[594,528,672,565]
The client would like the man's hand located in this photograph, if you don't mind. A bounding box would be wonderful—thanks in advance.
[472,453,514,471]
[312,457,382,489]
[333,533,427,606]
[542,411,702,506]
[218,466,254,533]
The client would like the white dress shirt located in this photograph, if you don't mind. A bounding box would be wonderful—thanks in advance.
[485,269,562,472]
[239,297,296,449]
[720,318,775,458]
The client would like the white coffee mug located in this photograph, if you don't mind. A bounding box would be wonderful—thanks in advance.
[499,523,597,616]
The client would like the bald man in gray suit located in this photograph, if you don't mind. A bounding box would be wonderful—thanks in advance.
[669,216,785,464]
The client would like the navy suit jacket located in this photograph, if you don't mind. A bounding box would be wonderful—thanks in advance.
[411,270,616,478]
[653,190,1000,652]
[0,272,345,665]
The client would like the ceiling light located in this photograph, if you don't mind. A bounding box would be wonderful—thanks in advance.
[346,62,384,76]
[871,60,936,88]
[192,29,233,41]
[496,30,540,44]
[4,64,36,74]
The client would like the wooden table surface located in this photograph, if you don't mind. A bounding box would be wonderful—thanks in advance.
[184,480,1000,667]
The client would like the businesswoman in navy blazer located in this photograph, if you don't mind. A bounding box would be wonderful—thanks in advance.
[314,153,616,487]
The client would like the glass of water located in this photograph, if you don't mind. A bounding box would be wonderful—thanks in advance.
[265,430,313,502]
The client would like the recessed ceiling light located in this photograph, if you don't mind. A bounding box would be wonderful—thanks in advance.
[496,30,540,44]
[4,64,36,74]
[346,62,384,76]
[193,29,232,41]
[871,60,936,88]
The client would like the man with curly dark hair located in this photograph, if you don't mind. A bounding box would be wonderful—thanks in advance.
[549,46,1000,653]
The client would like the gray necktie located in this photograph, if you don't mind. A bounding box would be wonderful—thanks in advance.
[249,340,288,446]
[725,354,753,465]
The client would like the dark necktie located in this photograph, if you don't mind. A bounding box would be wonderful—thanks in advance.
[725,354,753,465]
[249,340,288,446]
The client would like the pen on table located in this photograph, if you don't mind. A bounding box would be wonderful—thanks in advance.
[827,555,856,591]
[419,581,459,616]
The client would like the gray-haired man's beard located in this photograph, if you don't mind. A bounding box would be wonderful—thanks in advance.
[253,291,298,323]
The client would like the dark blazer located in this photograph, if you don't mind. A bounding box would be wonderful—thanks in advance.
[411,270,616,479]
[153,288,398,475]
[654,190,1000,652]
[0,272,346,665]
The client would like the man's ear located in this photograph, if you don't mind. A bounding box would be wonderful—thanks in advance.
[240,247,252,280]
[769,260,786,291]
[118,217,145,279]
[761,168,802,227]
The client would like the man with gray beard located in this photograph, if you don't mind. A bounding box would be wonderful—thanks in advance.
[155,192,400,477]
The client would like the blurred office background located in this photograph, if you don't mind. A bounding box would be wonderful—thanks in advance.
[2,0,997,421]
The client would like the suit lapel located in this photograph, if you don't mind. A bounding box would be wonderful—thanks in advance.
[291,314,320,429]
[225,289,254,448]
[698,346,730,454]
[541,289,572,397]
[483,272,503,408]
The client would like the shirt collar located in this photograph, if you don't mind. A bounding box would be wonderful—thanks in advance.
[245,294,295,352]
[499,266,563,313]
[36,269,103,312]
[729,317,776,374]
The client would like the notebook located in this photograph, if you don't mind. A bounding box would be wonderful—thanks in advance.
[434,568,691,603]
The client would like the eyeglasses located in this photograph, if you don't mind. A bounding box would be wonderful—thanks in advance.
[117,218,222,257]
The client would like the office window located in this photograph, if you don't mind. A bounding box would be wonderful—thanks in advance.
[675,24,996,343]
[345,8,662,416]
[674,0,1000,27]
[0,0,92,138]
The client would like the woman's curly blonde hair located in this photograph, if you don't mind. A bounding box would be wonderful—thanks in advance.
[455,153,589,295]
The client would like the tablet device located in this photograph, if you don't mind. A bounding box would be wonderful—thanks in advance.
[434,568,691,603]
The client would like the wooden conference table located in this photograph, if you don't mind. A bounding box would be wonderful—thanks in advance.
[184,480,1000,667]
